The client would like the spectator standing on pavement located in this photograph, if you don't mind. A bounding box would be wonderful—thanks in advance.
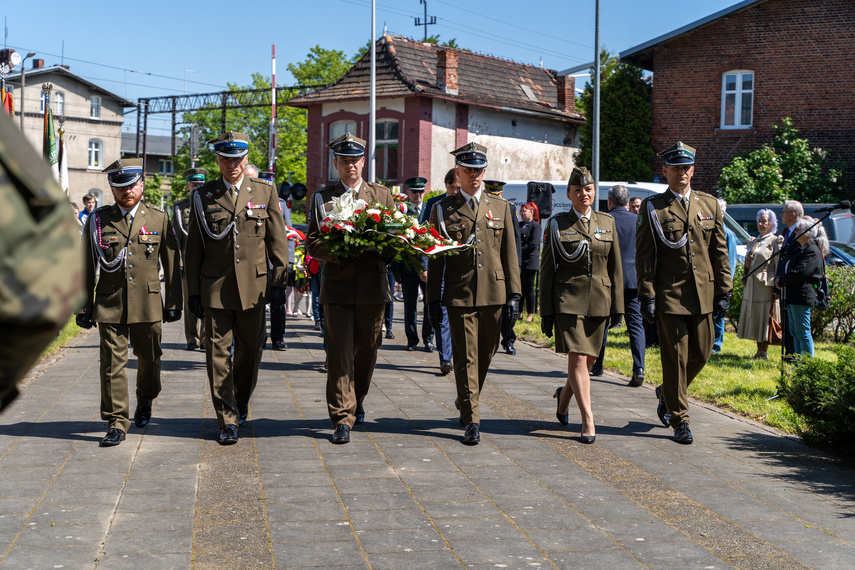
[172,167,208,351]
[306,133,395,445]
[185,132,290,446]
[77,158,182,446]
[590,185,646,386]
[736,209,780,360]
[423,168,459,376]
[518,202,541,323]
[712,198,739,353]
[427,143,521,445]
[775,200,803,359]
[776,218,823,357]
[540,167,623,444]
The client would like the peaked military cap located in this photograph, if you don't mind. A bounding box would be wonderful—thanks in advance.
[209,131,249,158]
[328,133,366,157]
[567,166,595,187]
[103,158,143,187]
[182,167,208,182]
[258,171,275,181]
[405,176,427,191]
[484,180,507,195]
[451,142,488,169]
[658,141,696,166]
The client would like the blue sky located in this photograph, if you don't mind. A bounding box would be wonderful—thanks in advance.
[3,0,743,135]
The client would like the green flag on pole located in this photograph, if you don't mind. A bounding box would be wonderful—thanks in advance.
[43,106,59,180]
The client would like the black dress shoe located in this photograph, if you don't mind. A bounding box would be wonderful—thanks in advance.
[385,330,395,339]
[462,423,480,445]
[272,339,288,350]
[314,322,322,331]
[238,407,248,427]
[184,342,198,351]
[589,365,604,376]
[101,428,125,447]
[580,434,596,444]
[505,341,516,355]
[424,342,436,353]
[332,424,350,444]
[440,360,453,375]
[218,424,238,445]
[355,402,365,425]
[133,405,152,428]
[628,368,644,387]
[406,344,416,352]
[674,422,693,444]
[655,385,671,427]
[553,387,569,426]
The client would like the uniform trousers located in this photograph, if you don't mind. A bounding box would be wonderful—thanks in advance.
[593,289,645,372]
[181,274,205,346]
[447,305,502,425]
[324,303,384,428]
[98,322,162,433]
[657,312,713,428]
[270,304,287,342]
[205,305,265,428]
[400,273,432,347]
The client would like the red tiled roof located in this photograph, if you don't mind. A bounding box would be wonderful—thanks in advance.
[289,35,584,123]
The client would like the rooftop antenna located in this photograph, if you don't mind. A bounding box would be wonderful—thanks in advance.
[414,0,437,42]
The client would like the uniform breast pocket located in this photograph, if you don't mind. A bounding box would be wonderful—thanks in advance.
[594,236,613,256]
[206,212,230,232]
[446,222,467,242]
[664,223,683,240]
[486,220,504,245]
[247,212,269,237]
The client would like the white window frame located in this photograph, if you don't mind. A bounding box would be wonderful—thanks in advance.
[88,139,103,169]
[39,91,48,113]
[375,119,399,182]
[158,158,174,175]
[54,92,65,116]
[90,95,102,119]
[328,120,358,180]
[720,70,754,129]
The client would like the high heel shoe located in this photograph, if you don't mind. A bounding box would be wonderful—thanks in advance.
[580,434,596,444]
[553,387,569,426]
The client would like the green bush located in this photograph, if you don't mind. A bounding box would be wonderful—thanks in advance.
[727,262,745,329]
[778,345,855,454]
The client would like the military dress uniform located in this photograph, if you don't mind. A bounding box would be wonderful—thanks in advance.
[172,168,207,350]
[427,144,521,444]
[79,159,181,444]
[306,173,394,436]
[184,132,289,442]
[636,142,732,443]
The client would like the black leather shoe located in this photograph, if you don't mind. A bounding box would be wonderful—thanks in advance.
[462,423,480,445]
[133,405,152,428]
[406,344,416,352]
[314,322,322,331]
[272,339,288,350]
[238,407,248,427]
[101,428,125,447]
[440,360,453,375]
[385,330,395,339]
[218,424,238,445]
[628,368,644,387]
[505,341,516,355]
[553,387,569,426]
[580,434,596,444]
[674,422,693,444]
[424,342,436,353]
[355,402,365,425]
[589,365,604,376]
[185,342,198,351]
[655,386,671,427]
[332,424,351,444]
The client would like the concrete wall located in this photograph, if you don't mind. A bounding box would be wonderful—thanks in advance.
[430,99,458,192]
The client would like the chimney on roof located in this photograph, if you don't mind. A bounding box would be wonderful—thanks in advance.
[436,49,459,96]
[557,75,575,114]
[32,58,45,70]
[0,49,13,67]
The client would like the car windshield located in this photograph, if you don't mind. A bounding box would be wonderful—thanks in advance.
[724,214,752,245]
[831,242,855,264]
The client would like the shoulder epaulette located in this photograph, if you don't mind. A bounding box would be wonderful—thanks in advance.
[368,181,390,191]
[319,185,336,193]
[251,176,272,186]
[197,180,216,191]
[146,203,164,212]
[173,197,189,207]
[95,204,112,212]
[598,211,614,219]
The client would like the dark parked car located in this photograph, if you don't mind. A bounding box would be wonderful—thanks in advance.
[827,241,855,267]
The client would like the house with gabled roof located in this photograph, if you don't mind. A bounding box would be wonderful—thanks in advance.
[289,35,584,195]
[620,0,855,195]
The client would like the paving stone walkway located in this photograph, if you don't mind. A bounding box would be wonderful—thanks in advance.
[1,311,854,568]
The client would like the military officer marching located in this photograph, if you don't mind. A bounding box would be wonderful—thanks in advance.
[184,132,290,445]
[635,142,732,444]
[172,167,208,351]
[77,158,182,447]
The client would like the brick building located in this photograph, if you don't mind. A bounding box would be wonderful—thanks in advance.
[621,0,855,194]
[289,35,584,195]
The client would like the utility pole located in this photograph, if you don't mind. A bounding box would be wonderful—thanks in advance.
[414,0,437,42]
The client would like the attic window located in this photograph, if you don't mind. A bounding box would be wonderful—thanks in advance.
[520,84,538,103]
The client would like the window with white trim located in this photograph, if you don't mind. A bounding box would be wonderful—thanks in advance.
[328,120,357,180]
[55,92,65,116]
[721,71,753,129]
[88,139,102,168]
[158,158,174,175]
[375,119,399,182]
[90,95,102,119]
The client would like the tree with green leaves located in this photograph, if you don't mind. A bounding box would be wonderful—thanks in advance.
[718,117,845,204]
[574,50,653,182]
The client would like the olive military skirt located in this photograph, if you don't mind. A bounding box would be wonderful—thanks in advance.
[554,314,608,357]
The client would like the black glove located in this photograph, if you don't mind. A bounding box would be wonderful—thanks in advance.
[189,296,205,320]
[640,296,656,324]
[427,301,443,332]
[506,294,521,324]
[713,293,731,320]
[75,313,95,329]
[541,315,554,338]
[609,314,623,329]
[392,271,404,285]
[270,287,288,310]
[163,309,182,323]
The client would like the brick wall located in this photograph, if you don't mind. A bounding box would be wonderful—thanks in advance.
[649,0,855,195]
[403,97,434,183]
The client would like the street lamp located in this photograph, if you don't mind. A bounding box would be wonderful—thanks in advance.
[19,51,37,131]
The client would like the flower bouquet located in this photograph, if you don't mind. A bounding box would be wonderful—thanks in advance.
[318,191,469,269]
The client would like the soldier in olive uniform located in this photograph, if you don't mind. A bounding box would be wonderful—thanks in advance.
[77,158,182,446]
[184,132,290,445]
[306,133,395,445]
[540,166,623,444]
[172,168,207,351]
[427,143,522,445]
[0,110,85,412]
[636,142,732,444]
